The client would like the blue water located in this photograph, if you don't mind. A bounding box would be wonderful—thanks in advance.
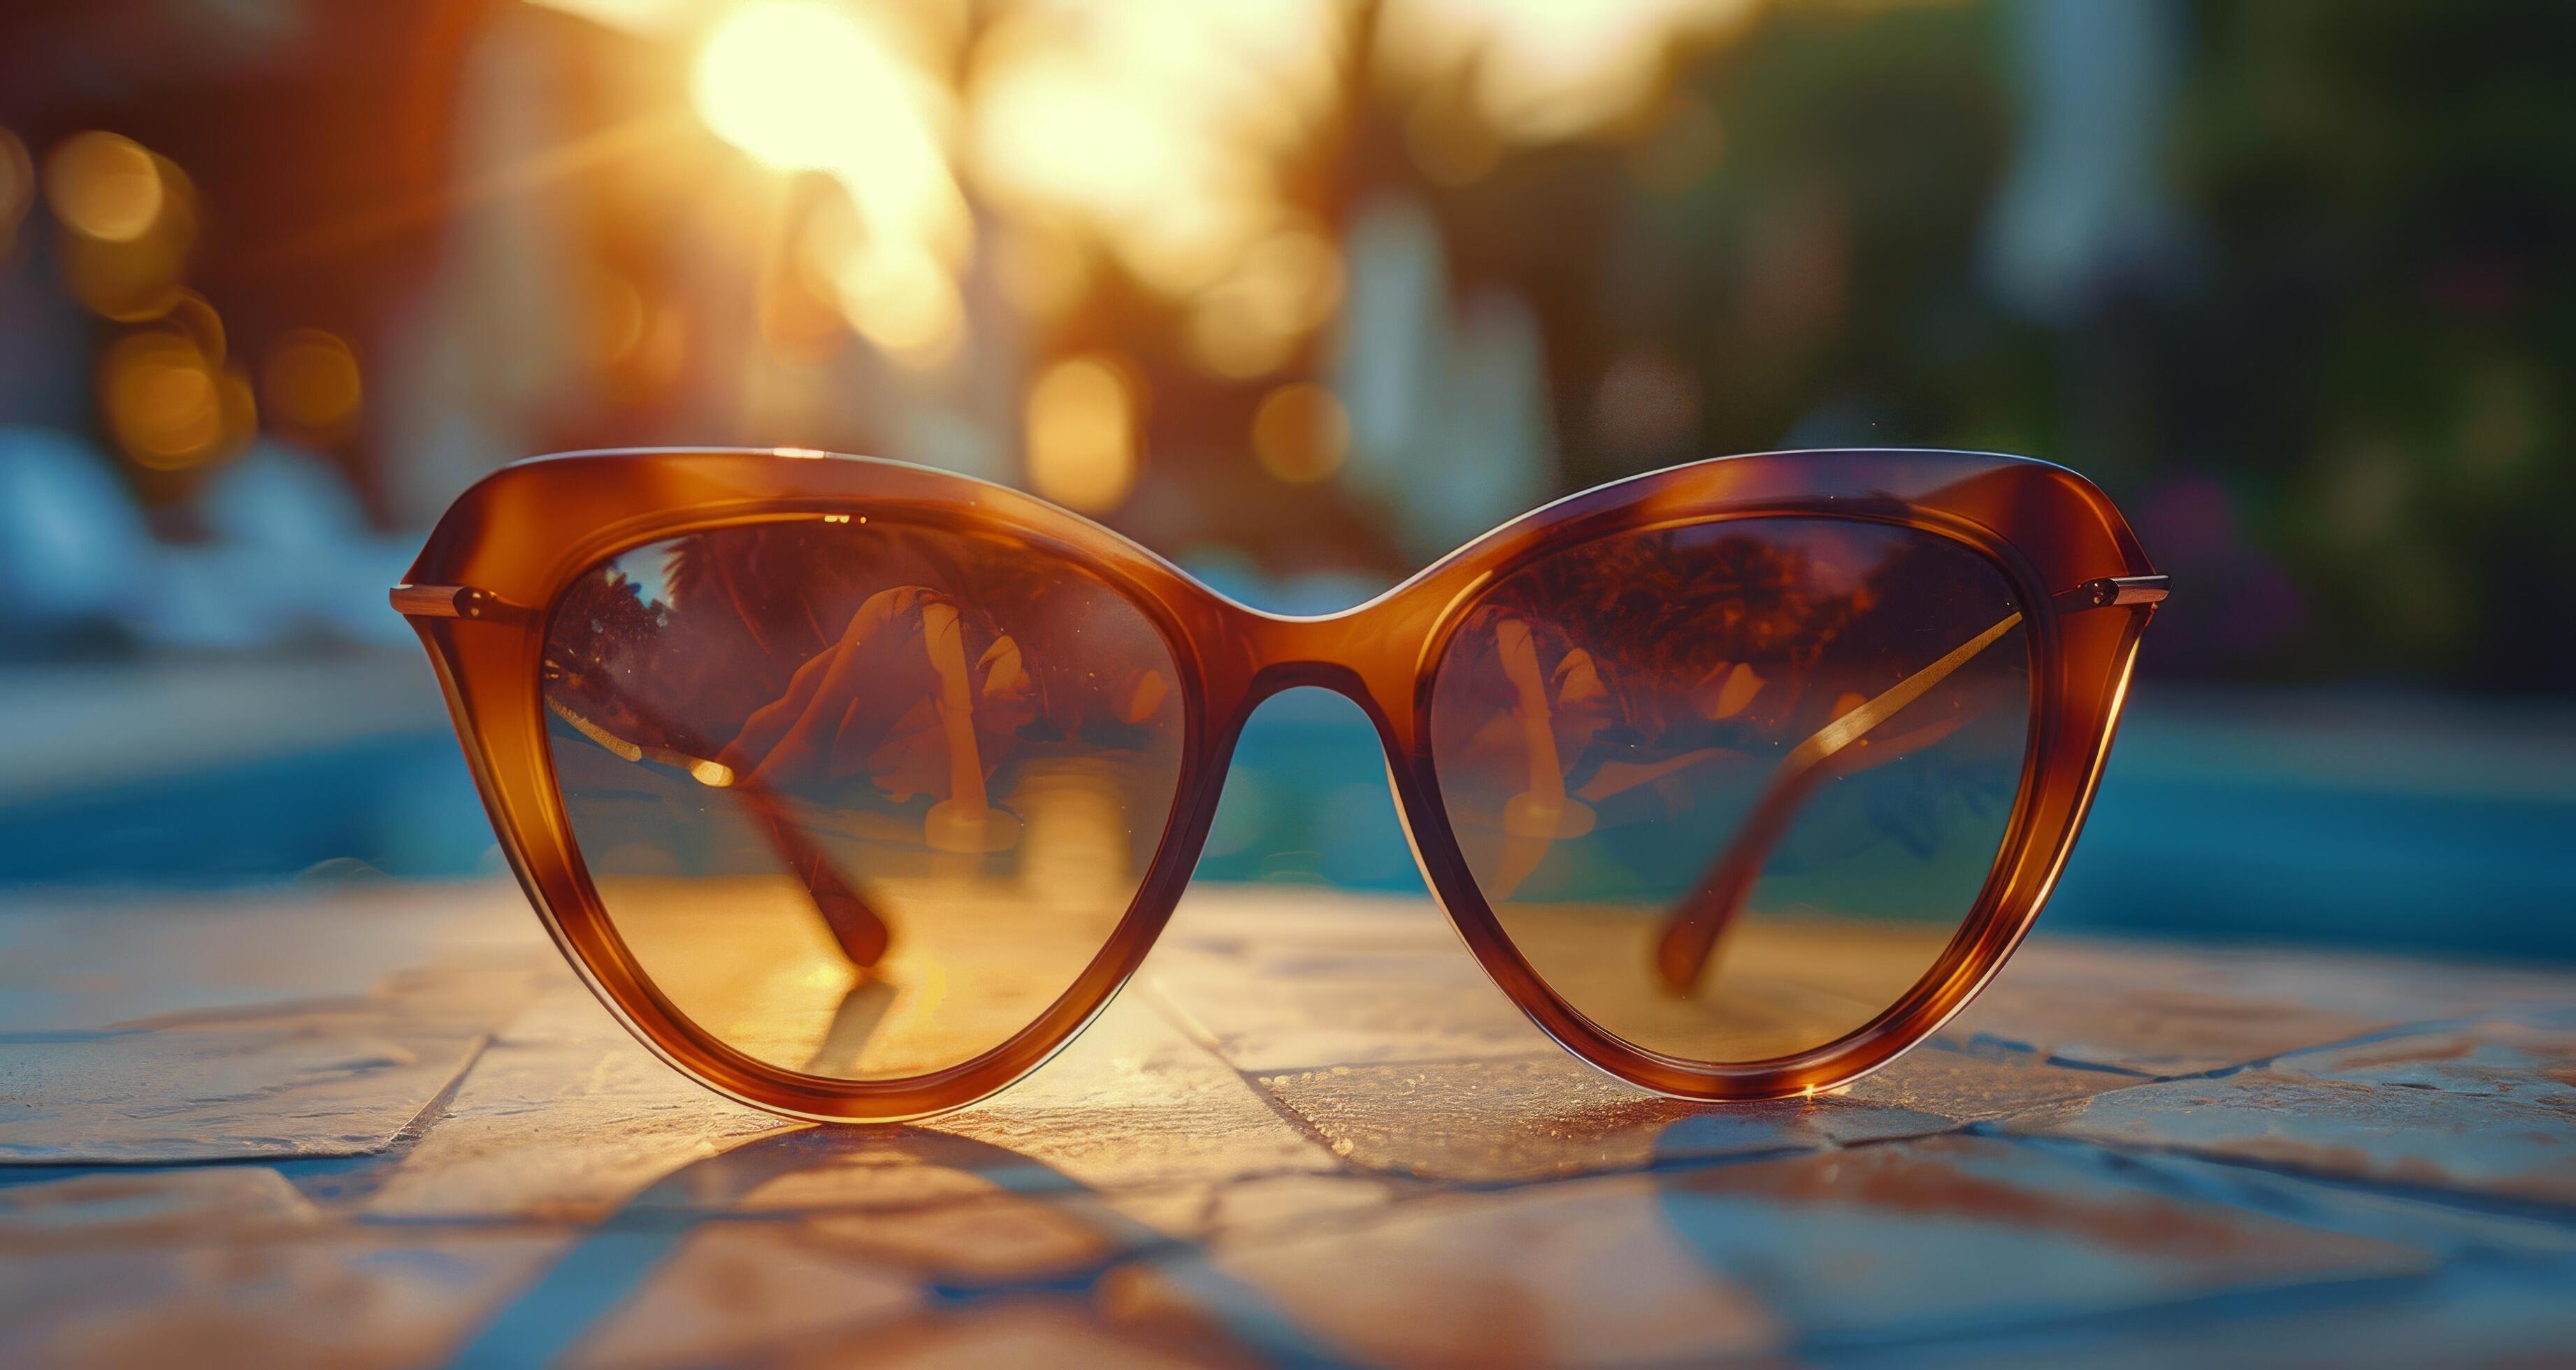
[1,686,2567,962]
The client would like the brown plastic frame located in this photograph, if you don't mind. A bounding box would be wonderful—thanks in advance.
[396,447,2163,1123]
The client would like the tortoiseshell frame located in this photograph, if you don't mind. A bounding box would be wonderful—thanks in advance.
[397,447,2162,1123]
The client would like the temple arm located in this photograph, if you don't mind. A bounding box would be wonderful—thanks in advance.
[548,695,893,967]
[1649,575,2168,994]
[397,580,904,967]
[1649,610,2024,995]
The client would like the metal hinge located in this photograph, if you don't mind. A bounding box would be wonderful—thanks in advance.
[2052,575,2171,614]
[389,584,512,620]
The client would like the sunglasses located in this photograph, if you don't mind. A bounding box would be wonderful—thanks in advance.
[395,447,2165,1122]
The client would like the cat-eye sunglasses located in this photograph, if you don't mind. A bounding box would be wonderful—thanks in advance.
[395,447,2165,1122]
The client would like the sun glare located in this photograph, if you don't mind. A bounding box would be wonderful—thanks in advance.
[693,3,891,173]
[593,0,1749,377]
[1379,0,1755,143]
[968,0,1344,305]
[693,1,972,362]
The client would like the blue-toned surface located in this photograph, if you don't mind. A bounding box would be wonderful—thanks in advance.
[0,732,489,886]
[2,668,2568,962]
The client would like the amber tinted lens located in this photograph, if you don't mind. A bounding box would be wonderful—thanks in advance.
[541,520,1185,1081]
[1428,517,2032,1065]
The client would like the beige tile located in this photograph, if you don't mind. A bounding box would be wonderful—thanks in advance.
[365,985,791,1222]
[0,1227,566,1369]
[1142,1174,1780,1369]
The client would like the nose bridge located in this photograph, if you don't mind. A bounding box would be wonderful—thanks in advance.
[1209,596,1427,744]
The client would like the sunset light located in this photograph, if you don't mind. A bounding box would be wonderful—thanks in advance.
[691,0,972,363]
[1379,0,1757,141]
[7,1,2561,1357]
[1024,354,1140,513]
[967,0,1343,301]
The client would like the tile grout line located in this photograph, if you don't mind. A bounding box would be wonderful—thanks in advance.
[1139,978,1379,1174]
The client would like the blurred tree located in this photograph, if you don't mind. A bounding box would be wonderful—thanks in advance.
[2173,0,2576,690]
[1383,0,2573,693]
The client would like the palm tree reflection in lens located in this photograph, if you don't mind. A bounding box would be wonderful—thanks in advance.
[1651,606,2027,995]
[1429,518,2033,1066]
[541,522,1185,1082]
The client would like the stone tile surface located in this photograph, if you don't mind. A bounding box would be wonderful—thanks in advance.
[1151,1175,1784,1367]
[0,883,553,1163]
[2009,1009,2576,1206]
[1652,1133,2424,1341]
[2,884,2573,1367]
[0,1028,490,1164]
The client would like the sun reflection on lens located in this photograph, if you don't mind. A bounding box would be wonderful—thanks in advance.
[1017,760,1135,896]
[1025,354,1140,513]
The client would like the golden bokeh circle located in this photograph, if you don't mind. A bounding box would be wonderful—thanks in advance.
[46,131,166,243]
[260,329,363,438]
[101,330,226,470]
[1251,381,1350,485]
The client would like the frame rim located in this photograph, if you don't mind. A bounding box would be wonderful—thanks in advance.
[398,445,2159,1121]
[1399,503,2067,1099]
[529,504,1222,1120]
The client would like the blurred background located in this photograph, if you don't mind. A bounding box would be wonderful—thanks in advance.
[0,0,2567,958]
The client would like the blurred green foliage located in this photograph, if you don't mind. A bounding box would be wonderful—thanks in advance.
[1402,0,2573,692]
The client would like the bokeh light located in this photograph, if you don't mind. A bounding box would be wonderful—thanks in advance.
[991,215,1093,322]
[1025,354,1140,513]
[968,0,1345,303]
[46,131,194,321]
[260,329,364,441]
[692,3,934,177]
[834,242,964,366]
[0,0,2566,997]
[45,131,166,243]
[158,290,229,366]
[1403,90,1506,187]
[1377,0,1756,144]
[532,0,696,31]
[99,328,250,471]
[1251,381,1349,484]
[1183,224,1345,381]
[8,0,2555,711]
